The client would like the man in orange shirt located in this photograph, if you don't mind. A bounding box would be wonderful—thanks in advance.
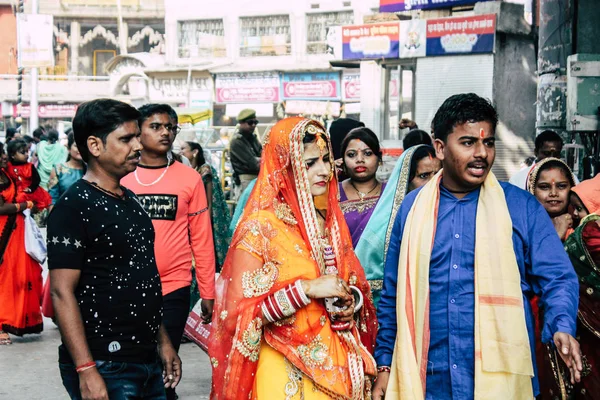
[122,103,215,400]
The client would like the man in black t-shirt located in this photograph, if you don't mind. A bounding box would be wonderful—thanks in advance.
[48,99,180,400]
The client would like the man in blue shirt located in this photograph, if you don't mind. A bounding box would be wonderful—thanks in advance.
[373,93,582,399]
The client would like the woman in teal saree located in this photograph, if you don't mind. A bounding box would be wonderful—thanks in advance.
[354,144,440,307]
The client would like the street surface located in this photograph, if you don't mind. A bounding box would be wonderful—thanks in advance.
[0,318,212,400]
[0,234,212,400]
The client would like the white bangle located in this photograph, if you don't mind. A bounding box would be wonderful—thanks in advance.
[350,285,364,313]
[295,280,311,306]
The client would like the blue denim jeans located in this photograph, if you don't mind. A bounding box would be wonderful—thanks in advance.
[59,360,167,400]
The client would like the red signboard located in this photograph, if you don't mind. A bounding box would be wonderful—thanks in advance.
[342,72,361,101]
[215,87,279,103]
[215,72,280,103]
[14,104,78,118]
[282,81,337,99]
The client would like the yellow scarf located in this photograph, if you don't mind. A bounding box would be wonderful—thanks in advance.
[386,170,534,399]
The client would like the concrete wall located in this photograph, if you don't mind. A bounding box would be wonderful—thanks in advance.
[0,6,17,74]
[492,32,538,178]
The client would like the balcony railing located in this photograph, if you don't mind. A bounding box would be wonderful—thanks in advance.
[0,75,111,103]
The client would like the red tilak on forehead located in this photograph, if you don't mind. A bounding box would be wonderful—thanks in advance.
[479,128,485,139]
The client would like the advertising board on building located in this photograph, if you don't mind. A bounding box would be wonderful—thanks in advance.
[399,20,427,58]
[215,72,280,103]
[399,15,496,58]
[282,72,340,101]
[342,71,361,102]
[426,15,496,56]
[342,23,400,60]
[17,14,55,68]
[380,0,493,12]
[14,104,78,118]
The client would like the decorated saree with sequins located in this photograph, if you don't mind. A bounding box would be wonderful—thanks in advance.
[209,118,377,400]
[539,214,600,399]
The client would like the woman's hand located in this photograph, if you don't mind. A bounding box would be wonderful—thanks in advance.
[331,296,355,327]
[301,276,352,301]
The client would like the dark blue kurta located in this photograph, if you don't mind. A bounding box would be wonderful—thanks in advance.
[375,182,579,398]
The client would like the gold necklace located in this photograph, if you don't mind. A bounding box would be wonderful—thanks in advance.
[350,180,379,201]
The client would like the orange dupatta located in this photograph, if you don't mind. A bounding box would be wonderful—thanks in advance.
[209,118,377,400]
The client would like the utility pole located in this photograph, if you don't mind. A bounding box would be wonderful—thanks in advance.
[16,0,24,127]
[30,0,39,134]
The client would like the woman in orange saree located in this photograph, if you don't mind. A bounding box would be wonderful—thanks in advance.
[0,148,43,345]
[209,117,377,400]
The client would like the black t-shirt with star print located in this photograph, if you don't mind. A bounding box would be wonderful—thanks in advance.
[47,180,163,364]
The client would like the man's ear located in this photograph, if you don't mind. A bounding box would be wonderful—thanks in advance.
[433,138,446,161]
[87,136,104,159]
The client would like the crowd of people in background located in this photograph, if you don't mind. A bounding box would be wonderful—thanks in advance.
[0,93,598,399]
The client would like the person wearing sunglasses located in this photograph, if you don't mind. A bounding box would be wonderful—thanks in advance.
[229,108,262,202]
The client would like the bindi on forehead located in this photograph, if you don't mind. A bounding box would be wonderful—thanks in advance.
[479,128,486,139]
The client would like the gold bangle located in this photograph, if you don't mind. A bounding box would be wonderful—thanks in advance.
[14,203,21,212]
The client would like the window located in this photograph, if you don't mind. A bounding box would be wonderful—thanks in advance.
[306,11,353,55]
[239,15,291,57]
[178,19,226,58]
[93,49,117,76]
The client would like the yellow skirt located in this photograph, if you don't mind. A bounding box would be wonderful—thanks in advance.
[253,341,333,399]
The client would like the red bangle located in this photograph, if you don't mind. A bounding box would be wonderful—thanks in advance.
[76,361,96,373]
[377,366,391,373]
[268,294,283,320]
[285,285,302,310]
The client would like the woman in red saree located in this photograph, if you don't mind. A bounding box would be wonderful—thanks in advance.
[0,147,43,345]
[6,138,52,210]
[209,117,377,399]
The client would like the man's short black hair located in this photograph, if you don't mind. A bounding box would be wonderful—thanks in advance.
[22,135,35,144]
[72,99,141,163]
[535,130,563,151]
[137,104,178,126]
[32,127,45,139]
[432,93,498,142]
[6,127,16,140]
[403,129,433,150]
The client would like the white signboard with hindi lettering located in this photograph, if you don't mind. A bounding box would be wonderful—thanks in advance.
[17,13,54,68]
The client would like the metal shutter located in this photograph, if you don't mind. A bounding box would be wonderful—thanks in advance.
[414,54,530,181]
[415,54,494,131]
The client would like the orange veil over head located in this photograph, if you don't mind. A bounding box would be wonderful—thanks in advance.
[209,117,377,399]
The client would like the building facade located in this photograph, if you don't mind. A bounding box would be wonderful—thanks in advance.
[0,0,165,132]
[110,0,381,127]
